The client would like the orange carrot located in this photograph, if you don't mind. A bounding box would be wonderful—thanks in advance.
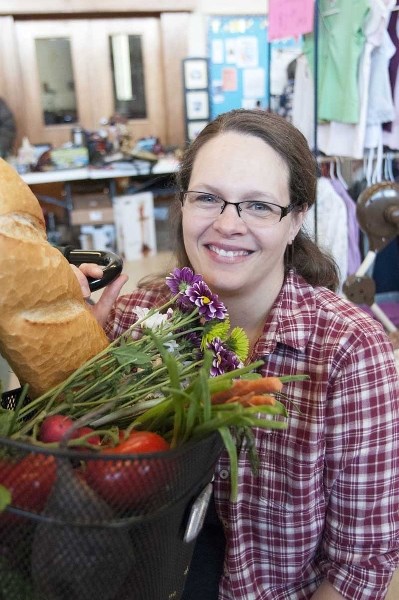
[225,392,276,407]
[232,377,283,395]
[246,394,276,406]
[211,377,283,405]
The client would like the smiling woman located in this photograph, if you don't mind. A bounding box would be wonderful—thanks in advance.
[78,109,399,600]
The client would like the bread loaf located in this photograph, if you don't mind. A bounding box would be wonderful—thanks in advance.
[0,158,109,398]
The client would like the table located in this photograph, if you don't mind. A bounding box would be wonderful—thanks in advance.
[21,157,180,215]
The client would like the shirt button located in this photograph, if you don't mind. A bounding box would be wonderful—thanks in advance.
[219,469,230,479]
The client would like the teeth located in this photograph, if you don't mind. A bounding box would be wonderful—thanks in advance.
[209,245,249,257]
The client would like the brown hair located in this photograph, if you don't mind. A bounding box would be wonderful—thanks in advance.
[169,109,339,292]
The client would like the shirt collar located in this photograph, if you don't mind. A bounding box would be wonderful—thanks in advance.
[253,270,316,356]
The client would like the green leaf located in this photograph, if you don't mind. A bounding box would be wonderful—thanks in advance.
[111,346,152,367]
[0,409,14,436]
[0,484,11,513]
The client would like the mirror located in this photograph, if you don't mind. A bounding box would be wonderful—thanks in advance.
[35,37,78,125]
[109,34,147,119]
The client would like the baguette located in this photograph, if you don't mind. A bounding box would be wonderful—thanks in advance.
[0,158,109,398]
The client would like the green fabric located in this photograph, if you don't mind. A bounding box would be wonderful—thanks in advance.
[304,0,370,124]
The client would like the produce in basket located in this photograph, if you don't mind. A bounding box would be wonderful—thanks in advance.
[0,267,308,600]
[0,267,308,506]
[0,157,108,398]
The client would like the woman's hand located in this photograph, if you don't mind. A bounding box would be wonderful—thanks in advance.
[72,263,128,327]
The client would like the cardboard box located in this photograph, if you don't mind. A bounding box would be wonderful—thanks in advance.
[80,224,116,253]
[71,194,114,226]
[50,147,89,169]
[113,192,157,261]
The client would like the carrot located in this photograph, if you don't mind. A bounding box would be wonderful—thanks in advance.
[211,377,283,405]
[232,377,283,395]
[225,392,276,407]
[245,394,276,406]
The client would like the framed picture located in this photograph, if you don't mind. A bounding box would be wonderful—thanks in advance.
[187,120,209,142]
[183,58,209,90]
[186,91,210,120]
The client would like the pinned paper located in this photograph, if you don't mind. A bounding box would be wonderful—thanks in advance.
[268,0,315,41]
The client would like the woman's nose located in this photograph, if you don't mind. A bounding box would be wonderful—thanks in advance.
[212,202,247,234]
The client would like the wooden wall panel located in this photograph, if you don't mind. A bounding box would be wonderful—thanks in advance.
[0,17,25,151]
[160,12,189,147]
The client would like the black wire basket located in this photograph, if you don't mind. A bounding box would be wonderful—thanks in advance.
[0,389,224,600]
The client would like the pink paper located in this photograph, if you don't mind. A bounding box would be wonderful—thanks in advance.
[268,0,315,41]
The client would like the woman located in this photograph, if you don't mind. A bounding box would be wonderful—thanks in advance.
[79,110,399,599]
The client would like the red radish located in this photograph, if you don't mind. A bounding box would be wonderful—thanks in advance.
[39,415,74,443]
[39,416,100,448]
[74,426,101,448]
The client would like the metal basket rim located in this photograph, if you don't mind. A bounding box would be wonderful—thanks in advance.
[0,429,222,461]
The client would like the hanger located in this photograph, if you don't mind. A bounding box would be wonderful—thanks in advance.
[335,156,348,189]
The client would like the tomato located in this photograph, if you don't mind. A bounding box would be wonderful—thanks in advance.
[106,431,169,455]
[84,431,170,510]
[0,454,56,524]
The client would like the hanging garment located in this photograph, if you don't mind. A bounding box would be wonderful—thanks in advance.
[383,0,399,133]
[292,54,315,149]
[329,178,362,275]
[316,0,395,159]
[383,8,399,148]
[304,177,349,291]
[303,0,370,124]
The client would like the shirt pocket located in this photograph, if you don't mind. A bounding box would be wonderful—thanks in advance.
[255,430,324,514]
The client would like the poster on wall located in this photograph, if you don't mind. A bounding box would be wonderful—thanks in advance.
[268,0,314,41]
[208,16,269,118]
[208,15,303,119]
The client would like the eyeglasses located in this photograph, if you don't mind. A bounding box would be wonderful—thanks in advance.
[180,191,295,226]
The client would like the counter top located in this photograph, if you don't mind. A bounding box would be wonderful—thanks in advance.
[21,157,180,186]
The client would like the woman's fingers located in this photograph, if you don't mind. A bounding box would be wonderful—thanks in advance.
[70,264,95,299]
[91,274,129,327]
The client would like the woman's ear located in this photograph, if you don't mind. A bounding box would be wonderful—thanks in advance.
[290,206,307,240]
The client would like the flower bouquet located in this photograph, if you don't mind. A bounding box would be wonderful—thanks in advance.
[0,267,306,600]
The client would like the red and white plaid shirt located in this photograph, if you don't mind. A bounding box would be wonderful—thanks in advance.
[104,270,399,600]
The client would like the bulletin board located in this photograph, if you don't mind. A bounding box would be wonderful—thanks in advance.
[207,16,303,120]
[207,15,269,119]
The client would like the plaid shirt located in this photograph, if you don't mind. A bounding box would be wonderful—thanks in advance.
[104,271,399,600]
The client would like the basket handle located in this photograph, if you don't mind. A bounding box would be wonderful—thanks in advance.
[57,246,123,292]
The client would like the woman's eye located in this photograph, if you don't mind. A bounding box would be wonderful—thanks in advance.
[247,201,273,212]
[196,194,218,204]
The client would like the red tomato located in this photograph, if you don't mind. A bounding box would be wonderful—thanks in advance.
[106,431,169,455]
[0,453,56,524]
[84,431,169,510]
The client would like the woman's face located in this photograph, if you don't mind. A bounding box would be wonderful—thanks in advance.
[182,131,305,301]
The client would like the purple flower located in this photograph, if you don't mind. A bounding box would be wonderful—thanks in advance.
[207,338,241,376]
[165,267,203,295]
[185,331,202,348]
[184,281,227,321]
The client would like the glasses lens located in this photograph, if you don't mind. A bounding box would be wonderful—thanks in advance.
[182,192,286,226]
[240,201,281,225]
[183,192,223,215]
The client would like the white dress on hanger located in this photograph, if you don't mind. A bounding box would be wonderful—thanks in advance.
[303,177,348,292]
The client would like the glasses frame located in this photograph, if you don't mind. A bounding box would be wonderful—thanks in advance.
[180,191,295,223]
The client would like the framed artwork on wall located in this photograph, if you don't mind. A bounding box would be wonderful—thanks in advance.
[183,58,209,90]
[183,58,210,142]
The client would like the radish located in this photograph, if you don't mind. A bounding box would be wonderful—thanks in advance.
[39,415,74,443]
[39,416,101,448]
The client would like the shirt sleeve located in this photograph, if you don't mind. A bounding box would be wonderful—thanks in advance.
[322,325,399,599]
